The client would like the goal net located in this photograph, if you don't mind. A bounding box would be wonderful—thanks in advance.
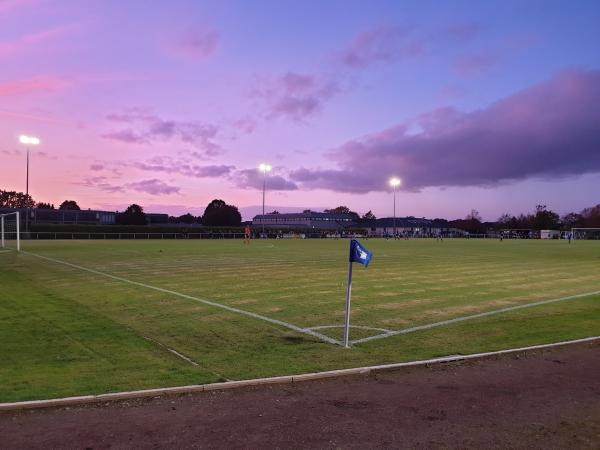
[572,228,600,240]
[0,212,20,251]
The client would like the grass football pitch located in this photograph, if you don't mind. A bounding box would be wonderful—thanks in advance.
[1,238,599,402]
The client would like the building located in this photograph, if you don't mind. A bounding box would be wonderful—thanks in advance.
[0,208,169,226]
[363,217,467,237]
[252,212,358,229]
[0,208,116,225]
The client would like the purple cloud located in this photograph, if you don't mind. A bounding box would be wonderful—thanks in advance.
[89,163,104,171]
[133,156,234,178]
[75,176,124,193]
[256,72,340,122]
[443,23,484,43]
[101,129,147,144]
[289,70,600,193]
[454,52,499,75]
[233,168,298,191]
[340,25,423,69]
[169,29,219,60]
[102,110,222,156]
[126,179,180,195]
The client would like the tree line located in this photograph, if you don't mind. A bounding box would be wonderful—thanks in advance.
[1,189,598,230]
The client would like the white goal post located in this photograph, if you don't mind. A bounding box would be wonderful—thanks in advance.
[571,228,600,240]
[0,212,20,251]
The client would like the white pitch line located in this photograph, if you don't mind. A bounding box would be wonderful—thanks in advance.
[307,325,393,333]
[351,289,600,345]
[23,251,342,346]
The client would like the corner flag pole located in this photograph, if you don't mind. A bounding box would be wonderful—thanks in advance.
[343,258,353,348]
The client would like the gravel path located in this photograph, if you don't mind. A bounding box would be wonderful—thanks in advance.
[1,342,599,449]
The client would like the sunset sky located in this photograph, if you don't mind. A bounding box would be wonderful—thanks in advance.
[1,0,599,220]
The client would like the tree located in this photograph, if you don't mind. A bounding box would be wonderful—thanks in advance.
[561,212,582,229]
[267,210,280,214]
[580,204,600,227]
[532,205,560,230]
[59,200,80,210]
[202,199,241,226]
[361,210,376,221]
[116,204,147,225]
[0,190,35,208]
[324,206,360,221]
[176,213,196,224]
[466,209,482,222]
[36,202,55,209]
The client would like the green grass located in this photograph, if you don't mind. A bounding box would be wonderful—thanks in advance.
[1,238,599,402]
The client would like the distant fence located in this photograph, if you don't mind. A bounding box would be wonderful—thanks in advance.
[19,232,485,240]
[16,232,575,240]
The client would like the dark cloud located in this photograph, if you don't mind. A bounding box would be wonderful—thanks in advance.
[233,168,298,191]
[102,110,222,156]
[289,70,600,193]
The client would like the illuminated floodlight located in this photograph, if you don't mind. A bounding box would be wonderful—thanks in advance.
[259,163,272,173]
[389,177,401,188]
[19,135,41,145]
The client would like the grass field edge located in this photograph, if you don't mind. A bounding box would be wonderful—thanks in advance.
[2,335,598,412]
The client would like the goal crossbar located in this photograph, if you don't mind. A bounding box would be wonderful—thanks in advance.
[571,227,600,240]
[0,212,20,251]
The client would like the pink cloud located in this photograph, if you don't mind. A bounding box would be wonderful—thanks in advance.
[0,77,68,96]
[0,0,38,15]
[289,70,600,193]
[168,29,219,60]
[0,24,77,58]
[340,25,423,69]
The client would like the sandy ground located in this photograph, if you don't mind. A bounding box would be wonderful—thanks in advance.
[1,342,599,449]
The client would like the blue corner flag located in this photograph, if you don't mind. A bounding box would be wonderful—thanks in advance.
[349,239,373,268]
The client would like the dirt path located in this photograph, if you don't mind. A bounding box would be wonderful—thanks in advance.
[1,342,600,449]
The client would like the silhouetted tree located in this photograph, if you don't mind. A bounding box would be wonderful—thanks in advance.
[59,200,80,210]
[532,205,560,230]
[177,213,196,224]
[324,206,360,221]
[36,202,55,209]
[202,199,242,226]
[361,210,376,221]
[116,204,147,225]
[0,190,35,208]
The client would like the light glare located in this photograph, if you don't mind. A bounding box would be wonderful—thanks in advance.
[19,135,41,145]
[389,177,401,188]
[259,163,272,173]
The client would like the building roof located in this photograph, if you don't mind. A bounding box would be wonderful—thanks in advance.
[253,212,356,221]
[363,217,435,228]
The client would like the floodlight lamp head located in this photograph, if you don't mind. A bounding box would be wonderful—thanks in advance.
[389,177,401,188]
[19,135,40,145]
[259,163,272,173]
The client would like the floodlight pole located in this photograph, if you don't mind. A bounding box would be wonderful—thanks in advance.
[25,146,30,233]
[262,170,266,235]
[393,184,396,239]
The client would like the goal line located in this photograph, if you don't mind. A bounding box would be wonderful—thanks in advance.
[0,212,20,251]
